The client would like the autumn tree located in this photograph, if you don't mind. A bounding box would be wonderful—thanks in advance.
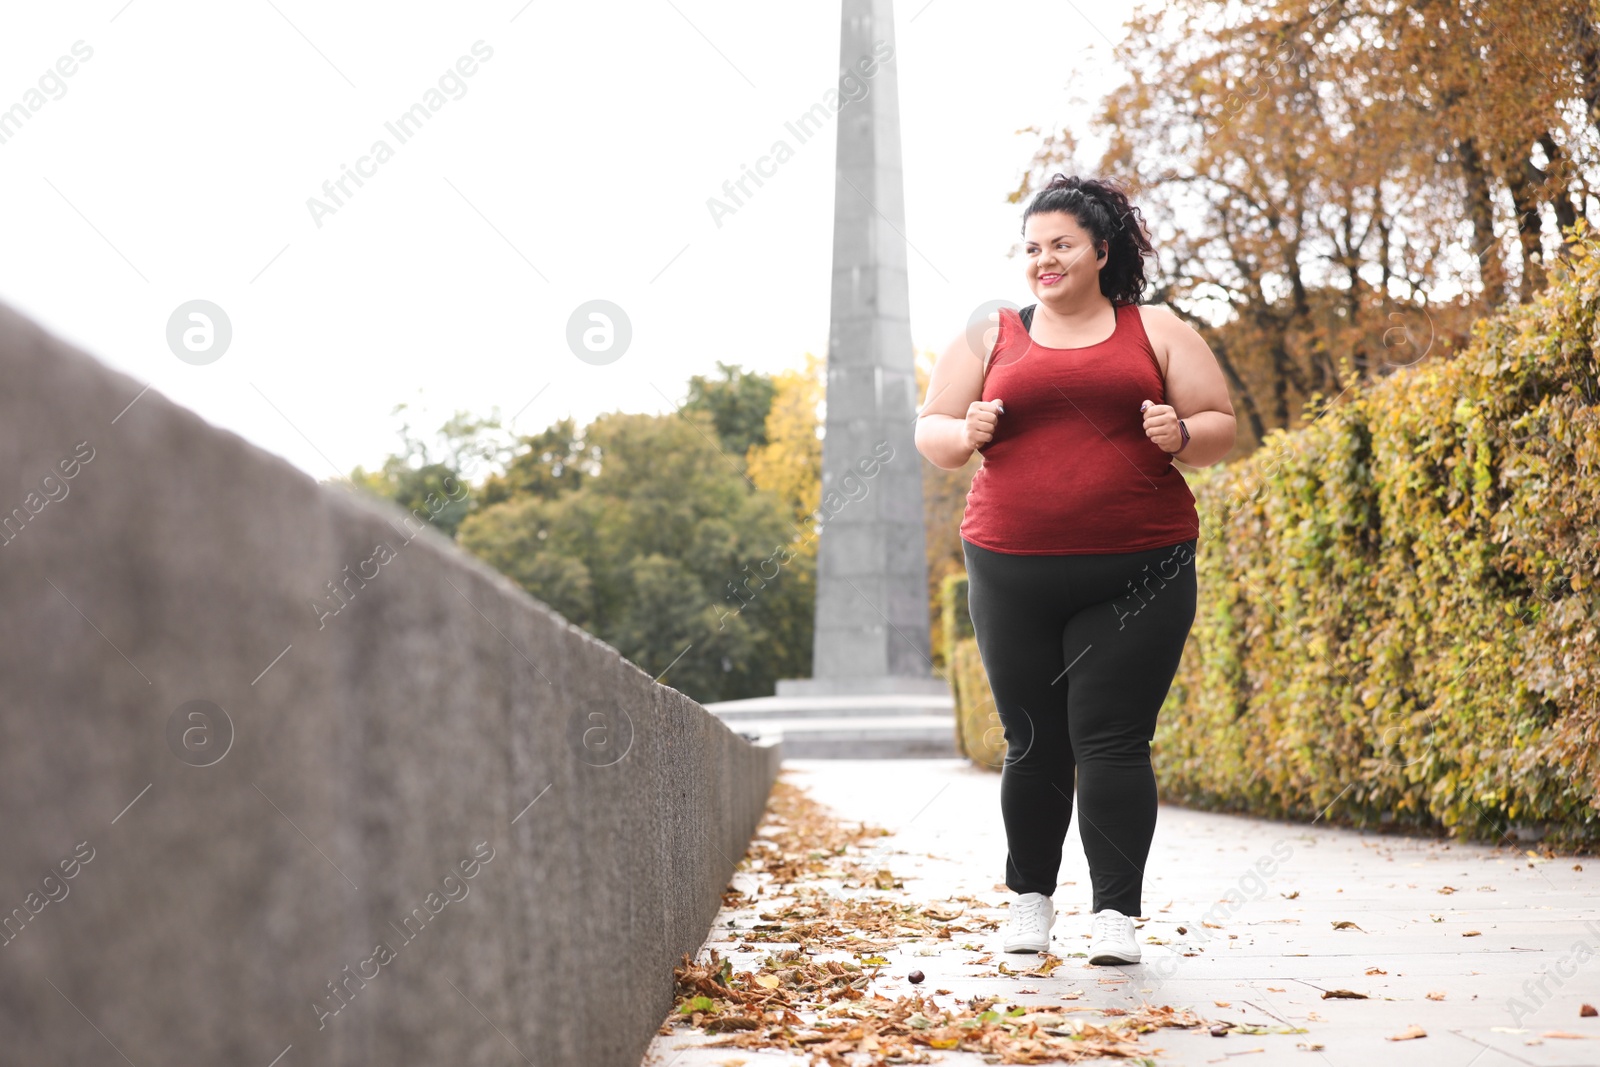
[742,351,826,680]
[1019,0,1600,451]
[458,410,812,703]
[477,416,593,507]
[346,406,511,538]
[684,361,779,462]
[745,352,824,528]
[350,364,817,704]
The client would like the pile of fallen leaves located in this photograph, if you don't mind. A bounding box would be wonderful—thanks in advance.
[738,887,999,951]
[660,774,1207,1065]
[670,946,1200,1064]
[751,776,895,887]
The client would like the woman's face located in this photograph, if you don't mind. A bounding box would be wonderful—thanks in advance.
[1023,210,1105,305]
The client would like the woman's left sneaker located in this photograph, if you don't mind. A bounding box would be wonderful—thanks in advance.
[1087,908,1141,964]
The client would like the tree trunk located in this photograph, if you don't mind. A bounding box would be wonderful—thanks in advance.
[1211,338,1268,447]
[1164,299,1268,447]
[1574,10,1600,140]
[1537,132,1580,248]
[1506,158,1546,300]
[1458,137,1506,306]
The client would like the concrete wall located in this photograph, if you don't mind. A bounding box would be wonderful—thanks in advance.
[0,301,780,1066]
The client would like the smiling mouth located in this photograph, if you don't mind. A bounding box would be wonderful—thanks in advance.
[1039,273,1062,284]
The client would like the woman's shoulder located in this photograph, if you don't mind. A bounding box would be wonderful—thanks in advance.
[1133,301,1182,333]
[1132,303,1185,377]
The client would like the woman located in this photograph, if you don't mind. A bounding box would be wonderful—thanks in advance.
[915,174,1235,965]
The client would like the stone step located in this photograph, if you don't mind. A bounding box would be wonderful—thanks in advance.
[703,692,954,721]
[711,713,959,759]
[775,675,952,698]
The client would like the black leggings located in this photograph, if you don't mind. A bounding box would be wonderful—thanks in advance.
[962,537,1197,916]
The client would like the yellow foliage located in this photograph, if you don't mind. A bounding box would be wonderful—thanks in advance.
[1157,225,1600,845]
[745,351,823,542]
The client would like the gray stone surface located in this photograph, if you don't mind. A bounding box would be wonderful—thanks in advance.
[649,759,1600,1067]
[710,692,954,720]
[775,675,949,698]
[795,0,936,690]
[708,715,956,759]
[705,692,957,757]
[0,301,780,1066]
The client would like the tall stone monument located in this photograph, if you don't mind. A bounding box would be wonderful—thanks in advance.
[705,0,954,754]
[776,0,944,701]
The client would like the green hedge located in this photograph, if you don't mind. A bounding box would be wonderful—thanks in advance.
[947,231,1600,843]
[941,573,1004,767]
[1159,231,1600,846]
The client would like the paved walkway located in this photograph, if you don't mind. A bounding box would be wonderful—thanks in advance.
[648,758,1599,1067]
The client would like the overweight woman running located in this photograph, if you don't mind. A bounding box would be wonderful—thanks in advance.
[915,174,1236,965]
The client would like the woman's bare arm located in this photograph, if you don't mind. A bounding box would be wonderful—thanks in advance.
[915,313,1004,470]
[1138,305,1237,468]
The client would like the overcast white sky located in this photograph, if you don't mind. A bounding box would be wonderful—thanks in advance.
[1,0,1141,480]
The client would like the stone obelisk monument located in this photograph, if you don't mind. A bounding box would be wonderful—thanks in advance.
[776,0,944,700]
[706,0,954,753]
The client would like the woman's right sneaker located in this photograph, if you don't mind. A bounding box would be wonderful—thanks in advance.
[1001,892,1055,953]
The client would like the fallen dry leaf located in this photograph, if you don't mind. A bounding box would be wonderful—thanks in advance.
[1462,930,1482,937]
[1365,967,1387,976]
[1582,1004,1597,1017]
[1426,991,1446,1001]
[1331,920,1364,931]
[1215,1000,1232,1008]
[1542,1030,1600,1039]
[1020,954,1065,977]
[1322,989,1369,1000]
[1388,1025,1427,1041]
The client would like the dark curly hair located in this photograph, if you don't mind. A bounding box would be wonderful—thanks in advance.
[1020,174,1153,306]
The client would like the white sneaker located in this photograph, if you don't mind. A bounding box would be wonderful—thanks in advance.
[1088,908,1141,964]
[1001,892,1054,953]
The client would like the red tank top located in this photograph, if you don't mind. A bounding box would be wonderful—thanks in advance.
[959,302,1200,554]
